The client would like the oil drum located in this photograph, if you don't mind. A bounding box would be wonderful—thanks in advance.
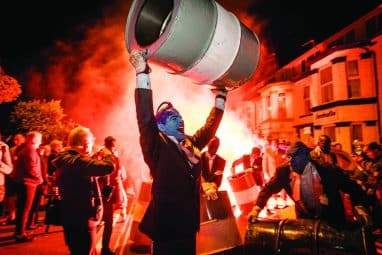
[125,0,260,90]
[244,218,376,255]
[227,171,258,216]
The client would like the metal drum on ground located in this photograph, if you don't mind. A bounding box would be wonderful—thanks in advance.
[227,171,258,216]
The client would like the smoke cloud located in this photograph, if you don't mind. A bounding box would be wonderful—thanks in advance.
[23,0,273,196]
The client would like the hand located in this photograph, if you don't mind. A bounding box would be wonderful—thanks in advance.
[205,189,218,200]
[202,182,218,200]
[354,205,373,228]
[211,87,228,98]
[248,205,262,223]
[129,49,149,73]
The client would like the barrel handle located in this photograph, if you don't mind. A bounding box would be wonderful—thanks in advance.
[313,219,321,255]
[274,219,287,255]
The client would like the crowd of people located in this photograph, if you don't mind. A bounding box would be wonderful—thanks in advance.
[245,136,382,253]
[130,49,380,254]
[0,129,130,255]
[0,49,381,255]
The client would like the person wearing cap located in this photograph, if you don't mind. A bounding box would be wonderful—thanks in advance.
[129,49,227,255]
[248,141,373,231]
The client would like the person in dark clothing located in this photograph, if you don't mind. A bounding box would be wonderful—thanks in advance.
[94,136,127,255]
[231,146,264,188]
[54,126,114,255]
[200,136,226,200]
[129,50,227,255]
[248,141,372,230]
[47,139,63,177]
[310,134,338,165]
[13,131,43,242]
[353,141,382,233]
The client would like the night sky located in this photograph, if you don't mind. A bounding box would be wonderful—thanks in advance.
[1,0,381,78]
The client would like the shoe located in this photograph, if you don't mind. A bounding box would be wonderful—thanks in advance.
[27,225,38,230]
[0,218,16,226]
[101,247,115,255]
[15,233,35,243]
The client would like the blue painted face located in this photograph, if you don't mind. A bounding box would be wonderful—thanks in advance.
[287,146,310,174]
[157,109,185,142]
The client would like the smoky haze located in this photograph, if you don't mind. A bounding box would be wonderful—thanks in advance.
[21,1,273,194]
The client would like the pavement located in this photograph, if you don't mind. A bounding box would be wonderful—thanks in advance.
[0,210,137,255]
[1,199,380,255]
[0,200,247,255]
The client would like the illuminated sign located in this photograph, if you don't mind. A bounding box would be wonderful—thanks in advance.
[316,110,336,119]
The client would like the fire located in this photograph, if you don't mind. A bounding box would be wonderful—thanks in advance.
[21,1,274,209]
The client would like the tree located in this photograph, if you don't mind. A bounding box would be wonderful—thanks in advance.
[9,99,75,143]
[0,66,22,104]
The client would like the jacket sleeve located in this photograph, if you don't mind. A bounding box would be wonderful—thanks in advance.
[190,107,224,150]
[54,151,114,177]
[255,165,290,209]
[134,88,161,169]
[231,155,244,169]
[333,165,370,207]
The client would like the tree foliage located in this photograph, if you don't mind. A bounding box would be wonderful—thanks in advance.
[9,99,74,143]
[0,67,22,104]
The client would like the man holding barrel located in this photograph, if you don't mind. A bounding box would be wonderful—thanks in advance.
[129,49,227,255]
[249,141,372,229]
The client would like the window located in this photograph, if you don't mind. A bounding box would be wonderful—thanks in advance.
[303,86,311,114]
[266,95,272,110]
[323,126,336,142]
[320,67,333,103]
[301,60,307,73]
[347,60,361,98]
[278,93,287,120]
[351,124,363,142]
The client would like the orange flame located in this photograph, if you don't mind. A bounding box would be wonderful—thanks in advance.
[23,1,275,205]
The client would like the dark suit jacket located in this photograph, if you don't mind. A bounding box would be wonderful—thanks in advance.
[232,154,251,170]
[54,149,114,227]
[255,162,370,229]
[200,152,226,188]
[135,89,224,241]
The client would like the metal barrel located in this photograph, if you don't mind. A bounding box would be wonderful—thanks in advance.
[125,0,260,90]
[227,171,258,216]
[198,191,242,254]
[244,219,376,255]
